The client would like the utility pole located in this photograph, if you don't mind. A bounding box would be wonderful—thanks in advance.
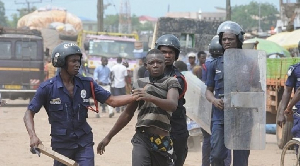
[226,0,231,20]
[259,0,261,32]
[15,0,42,13]
[97,0,111,32]
[97,0,103,32]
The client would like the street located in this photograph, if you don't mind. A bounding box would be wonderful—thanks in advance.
[0,99,292,166]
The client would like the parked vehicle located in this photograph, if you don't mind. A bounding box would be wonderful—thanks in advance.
[0,27,45,100]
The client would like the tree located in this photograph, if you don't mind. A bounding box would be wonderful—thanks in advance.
[231,1,278,32]
[103,14,119,32]
[7,6,37,28]
[0,0,8,27]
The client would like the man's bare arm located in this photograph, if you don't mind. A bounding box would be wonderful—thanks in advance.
[105,95,136,107]
[23,110,42,147]
[277,86,293,127]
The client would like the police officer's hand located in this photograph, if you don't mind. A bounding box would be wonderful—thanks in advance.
[277,113,286,128]
[29,135,42,148]
[97,137,111,155]
[132,88,152,102]
[212,98,224,110]
[284,106,293,116]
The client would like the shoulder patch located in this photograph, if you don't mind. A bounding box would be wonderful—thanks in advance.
[287,63,300,76]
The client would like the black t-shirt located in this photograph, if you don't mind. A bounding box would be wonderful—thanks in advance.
[138,66,147,79]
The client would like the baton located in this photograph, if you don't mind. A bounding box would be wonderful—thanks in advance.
[30,144,78,166]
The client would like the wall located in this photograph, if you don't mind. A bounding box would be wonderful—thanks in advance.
[154,17,222,52]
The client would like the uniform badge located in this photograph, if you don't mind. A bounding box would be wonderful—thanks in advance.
[81,90,86,98]
[53,53,60,64]
[287,66,295,76]
[50,98,61,104]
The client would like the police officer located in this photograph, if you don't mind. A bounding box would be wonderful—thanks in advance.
[23,42,137,166]
[278,41,300,142]
[155,34,189,166]
[205,21,249,166]
[202,35,223,82]
[201,35,231,166]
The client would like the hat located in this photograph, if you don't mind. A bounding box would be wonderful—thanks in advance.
[187,52,196,58]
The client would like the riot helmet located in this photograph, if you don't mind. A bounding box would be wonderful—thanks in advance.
[52,42,82,67]
[209,35,223,56]
[217,21,245,48]
[155,34,180,60]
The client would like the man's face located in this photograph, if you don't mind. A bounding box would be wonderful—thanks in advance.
[221,32,238,50]
[146,54,165,77]
[159,46,176,66]
[101,58,108,66]
[188,57,196,65]
[199,54,206,65]
[66,54,81,75]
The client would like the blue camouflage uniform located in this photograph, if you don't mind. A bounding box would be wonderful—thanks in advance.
[286,63,300,137]
[28,75,110,166]
[206,56,249,166]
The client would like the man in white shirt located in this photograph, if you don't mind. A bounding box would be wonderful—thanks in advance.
[111,57,128,113]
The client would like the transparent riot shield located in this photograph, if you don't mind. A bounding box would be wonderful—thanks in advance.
[182,71,212,134]
[223,49,266,150]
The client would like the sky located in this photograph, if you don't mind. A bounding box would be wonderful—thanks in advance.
[3,0,280,21]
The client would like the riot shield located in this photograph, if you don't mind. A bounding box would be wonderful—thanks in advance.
[224,49,266,150]
[182,71,212,134]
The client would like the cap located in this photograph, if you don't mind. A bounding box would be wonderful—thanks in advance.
[187,52,196,58]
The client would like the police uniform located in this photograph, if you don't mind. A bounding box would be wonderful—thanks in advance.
[206,56,249,166]
[202,56,215,82]
[28,75,110,166]
[286,63,300,138]
[164,65,189,166]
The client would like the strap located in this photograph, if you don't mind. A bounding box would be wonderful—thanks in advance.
[174,75,187,99]
[202,64,207,71]
[87,81,99,113]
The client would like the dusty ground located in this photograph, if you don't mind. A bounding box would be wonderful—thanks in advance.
[0,99,292,166]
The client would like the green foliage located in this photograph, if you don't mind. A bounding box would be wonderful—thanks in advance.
[231,1,278,31]
[7,6,37,28]
[0,0,8,27]
[103,14,119,32]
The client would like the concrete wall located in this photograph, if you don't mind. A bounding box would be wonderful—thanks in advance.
[154,17,222,53]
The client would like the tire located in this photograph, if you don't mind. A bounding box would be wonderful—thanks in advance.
[276,104,294,149]
[59,33,78,41]
[280,139,300,166]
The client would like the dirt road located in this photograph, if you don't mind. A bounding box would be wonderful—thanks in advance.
[0,100,289,166]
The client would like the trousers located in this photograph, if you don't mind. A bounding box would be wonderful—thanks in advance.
[52,142,94,166]
[210,123,250,166]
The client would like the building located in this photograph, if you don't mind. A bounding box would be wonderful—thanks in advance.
[80,17,97,31]
[165,7,226,21]
[139,15,157,25]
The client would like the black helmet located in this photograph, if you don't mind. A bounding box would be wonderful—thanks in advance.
[209,35,223,55]
[155,34,180,60]
[52,42,82,67]
[217,21,245,44]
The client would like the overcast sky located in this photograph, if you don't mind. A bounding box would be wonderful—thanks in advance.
[3,0,280,20]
